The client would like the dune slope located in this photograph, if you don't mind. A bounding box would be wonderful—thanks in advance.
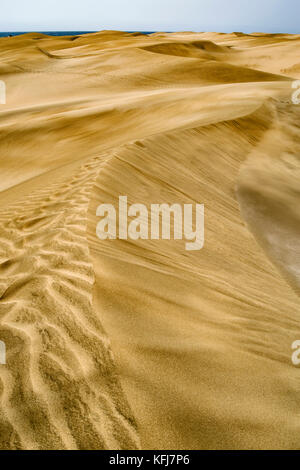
[0,30,300,449]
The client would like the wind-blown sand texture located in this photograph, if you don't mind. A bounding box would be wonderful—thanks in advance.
[0,30,300,449]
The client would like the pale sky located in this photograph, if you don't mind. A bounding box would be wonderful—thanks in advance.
[0,0,299,33]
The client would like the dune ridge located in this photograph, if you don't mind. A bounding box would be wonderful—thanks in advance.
[0,30,300,449]
[87,100,300,449]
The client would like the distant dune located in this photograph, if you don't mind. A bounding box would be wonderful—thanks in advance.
[0,30,300,449]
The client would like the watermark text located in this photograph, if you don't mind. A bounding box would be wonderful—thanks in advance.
[96,197,204,251]
[0,80,6,104]
[0,340,6,365]
[292,80,300,105]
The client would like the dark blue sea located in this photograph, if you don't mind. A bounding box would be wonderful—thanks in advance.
[0,31,155,38]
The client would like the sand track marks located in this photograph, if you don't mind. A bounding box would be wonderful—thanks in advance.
[0,154,139,450]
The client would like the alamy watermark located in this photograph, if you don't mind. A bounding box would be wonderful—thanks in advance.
[0,341,6,365]
[291,340,300,366]
[0,80,6,104]
[96,196,204,251]
[292,80,300,105]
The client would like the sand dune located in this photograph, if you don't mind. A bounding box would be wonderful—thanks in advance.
[141,40,230,58]
[0,30,300,449]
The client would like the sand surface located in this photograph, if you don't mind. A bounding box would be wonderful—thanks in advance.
[0,30,300,449]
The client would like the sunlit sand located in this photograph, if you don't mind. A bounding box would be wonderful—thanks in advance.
[0,30,300,449]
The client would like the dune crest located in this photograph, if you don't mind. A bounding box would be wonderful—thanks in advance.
[0,30,300,449]
[237,102,300,295]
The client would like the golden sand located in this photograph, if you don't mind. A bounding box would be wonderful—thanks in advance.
[0,30,300,449]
